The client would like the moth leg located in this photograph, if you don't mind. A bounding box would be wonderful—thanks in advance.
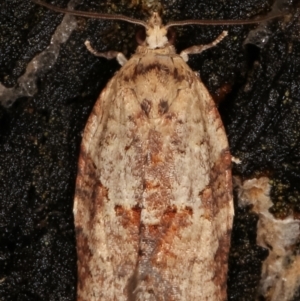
[84,40,128,66]
[180,30,228,62]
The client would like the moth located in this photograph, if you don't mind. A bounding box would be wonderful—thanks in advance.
[31,1,284,300]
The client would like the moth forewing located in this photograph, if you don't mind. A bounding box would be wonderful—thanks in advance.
[75,49,233,301]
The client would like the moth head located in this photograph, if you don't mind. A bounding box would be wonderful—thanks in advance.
[148,12,163,27]
[144,12,168,49]
[136,13,176,49]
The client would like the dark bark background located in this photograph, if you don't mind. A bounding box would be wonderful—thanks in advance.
[0,0,299,300]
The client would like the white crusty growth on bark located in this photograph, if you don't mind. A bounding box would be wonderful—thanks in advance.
[235,177,300,301]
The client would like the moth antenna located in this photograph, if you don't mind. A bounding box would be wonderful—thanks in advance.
[31,0,148,28]
[165,11,285,28]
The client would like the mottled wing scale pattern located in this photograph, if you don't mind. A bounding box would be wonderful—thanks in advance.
[74,47,233,301]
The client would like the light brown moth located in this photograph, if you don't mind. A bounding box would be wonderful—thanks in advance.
[31,1,284,300]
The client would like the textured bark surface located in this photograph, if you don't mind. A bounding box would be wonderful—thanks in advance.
[0,0,299,301]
